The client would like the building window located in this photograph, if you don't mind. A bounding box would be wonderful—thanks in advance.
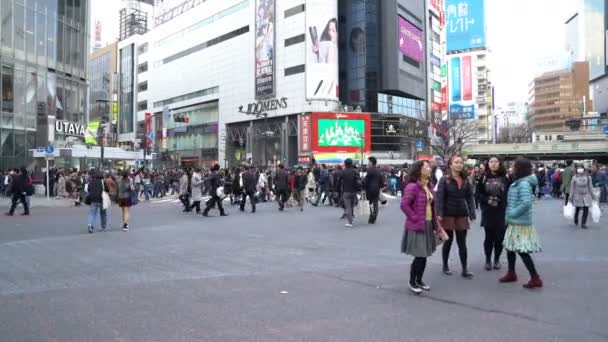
[284,4,305,18]
[378,93,424,120]
[285,34,305,47]
[160,26,249,65]
[285,64,305,76]
[137,62,148,73]
[137,43,148,54]
[137,100,148,111]
[138,81,148,92]
[153,86,219,108]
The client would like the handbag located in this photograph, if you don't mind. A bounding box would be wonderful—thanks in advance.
[591,201,601,224]
[129,188,139,206]
[435,227,449,245]
[101,180,111,210]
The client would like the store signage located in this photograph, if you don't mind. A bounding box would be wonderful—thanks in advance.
[239,97,288,115]
[55,120,85,136]
[432,102,441,112]
[431,54,441,68]
[300,114,311,152]
[385,124,398,135]
[298,156,311,164]
[431,0,442,13]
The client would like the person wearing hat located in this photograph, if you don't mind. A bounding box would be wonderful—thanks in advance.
[340,158,362,227]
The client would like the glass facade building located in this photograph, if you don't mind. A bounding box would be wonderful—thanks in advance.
[0,0,89,170]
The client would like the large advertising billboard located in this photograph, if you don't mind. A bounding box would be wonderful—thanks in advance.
[398,16,424,63]
[255,0,275,99]
[446,0,486,52]
[311,112,371,153]
[344,1,366,106]
[448,55,475,120]
[305,0,339,100]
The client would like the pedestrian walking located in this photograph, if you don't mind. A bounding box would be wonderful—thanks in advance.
[203,164,228,217]
[477,157,510,271]
[569,167,597,229]
[117,169,137,231]
[240,166,257,213]
[400,160,438,294]
[5,167,30,216]
[274,164,289,211]
[560,160,575,205]
[435,155,476,278]
[340,158,362,227]
[500,158,543,289]
[365,156,385,224]
[294,167,307,211]
[85,169,109,234]
[179,170,191,212]
[190,168,204,213]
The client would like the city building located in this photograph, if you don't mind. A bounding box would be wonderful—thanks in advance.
[444,0,494,144]
[338,0,429,159]
[88,42,118,145]
[528,62,593,131]
[427,0,446,154]
[0,0,90,170]
[565,0,608,116]
[495,101,529,143]
[115,0,431,167]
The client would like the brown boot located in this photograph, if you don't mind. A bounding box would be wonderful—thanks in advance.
[523,275,543,289]
[499,271,518,283]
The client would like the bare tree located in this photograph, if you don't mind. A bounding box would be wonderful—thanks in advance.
[431,119,477,161]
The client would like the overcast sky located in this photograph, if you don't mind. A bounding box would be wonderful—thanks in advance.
[90,0,579,107]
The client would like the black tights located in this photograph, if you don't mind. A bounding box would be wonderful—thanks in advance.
[483,225,506,264]
[507,251,538,277]
[410,257,427,286]
[442,230,468,271]
[574,207,589,225]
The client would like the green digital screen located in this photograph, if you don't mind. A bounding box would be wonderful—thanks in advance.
[317,119,365,147]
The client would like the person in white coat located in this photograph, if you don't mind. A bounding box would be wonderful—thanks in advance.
[257,171,268,202]
[190,168,203,213]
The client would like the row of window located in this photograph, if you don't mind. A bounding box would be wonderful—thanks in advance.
[160,26,249,66]
[377,93,425,120]
[153,86,219,108]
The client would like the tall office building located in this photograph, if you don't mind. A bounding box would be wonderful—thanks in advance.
[0,0,90,170]
[565,0,608,116]
[528,62,592,131]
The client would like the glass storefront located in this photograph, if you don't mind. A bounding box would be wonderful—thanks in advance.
[0,0,89,171]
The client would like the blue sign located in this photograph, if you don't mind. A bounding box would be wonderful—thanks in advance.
[45,145,54,154]
[449,104,476,120]
[416,140,425,149]
[604,125,608,135]
[146,131,155,140]
[446,0,486,52]
[36,147,45,152]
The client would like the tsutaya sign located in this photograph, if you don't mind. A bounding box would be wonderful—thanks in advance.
[55,120,86,136]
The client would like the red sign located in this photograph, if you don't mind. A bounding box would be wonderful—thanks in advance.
[440,10,445,27]
[417,155,434,161]
[311,112,372,153]
[300,114,311,152]
[297,156,311,164]
[145,112,153,144]
[432,102,441,112]
[431,0,441,13]
[441,86,448,110]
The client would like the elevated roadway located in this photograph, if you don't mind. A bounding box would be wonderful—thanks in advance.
[466,140,608,161]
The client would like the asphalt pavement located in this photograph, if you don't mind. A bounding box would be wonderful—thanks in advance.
[0,196,607,341]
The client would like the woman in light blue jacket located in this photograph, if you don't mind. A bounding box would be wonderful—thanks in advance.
[500,158,543,289]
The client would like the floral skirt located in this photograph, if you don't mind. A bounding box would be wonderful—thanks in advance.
[503,224,542,254]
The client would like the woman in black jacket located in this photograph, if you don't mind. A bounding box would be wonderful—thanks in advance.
[477,157,510,271]
[435,155,476,278]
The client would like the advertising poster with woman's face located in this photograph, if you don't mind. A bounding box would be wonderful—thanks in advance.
[255,0,275,99]
[305,0,339,100]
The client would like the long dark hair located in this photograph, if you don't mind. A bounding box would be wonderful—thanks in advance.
[446,155,467,180]
[407,160,429,183]
[320,18,338,41]
[485,156,507,177]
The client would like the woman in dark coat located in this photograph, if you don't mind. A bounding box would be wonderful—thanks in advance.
[435,155,476,278]
[477,157,510,271]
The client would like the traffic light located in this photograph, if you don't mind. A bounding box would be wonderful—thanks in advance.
[173,114,189,123]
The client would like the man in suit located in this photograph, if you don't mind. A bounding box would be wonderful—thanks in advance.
[340,159,362,227]
[365,156,385,224]
[240,166,257,213]
[203,164,227,217]
[274,164,289,211]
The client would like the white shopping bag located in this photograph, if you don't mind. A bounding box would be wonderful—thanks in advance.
[591,201,601,224]
[563,202,575,220]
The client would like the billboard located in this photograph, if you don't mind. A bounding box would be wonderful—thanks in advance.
[344,0,366,106]
[446,0,486,52]
[255,0,275,99]
[305,0,339,100]
[398,16,424,63]
[449,55,475,120]
[311,112,371,153]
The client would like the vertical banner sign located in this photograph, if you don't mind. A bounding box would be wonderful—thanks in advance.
[462,55,472,101]
[305,0,339,100]
[255,0,275,99]
[300,114,311,152]
[446,0,486,52]
[145,112,153,145]
[449,54,476,120]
